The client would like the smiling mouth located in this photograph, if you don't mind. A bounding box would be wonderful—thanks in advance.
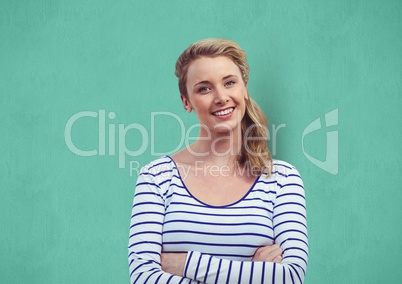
[212,107,235,116]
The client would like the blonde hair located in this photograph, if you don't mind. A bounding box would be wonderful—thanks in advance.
[175,38,272,176]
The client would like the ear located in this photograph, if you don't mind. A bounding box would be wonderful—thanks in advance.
[244,89,249,101]
[180,94,192,112]
[242,79,249,101]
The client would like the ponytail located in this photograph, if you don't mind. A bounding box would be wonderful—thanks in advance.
[238,97,272,177]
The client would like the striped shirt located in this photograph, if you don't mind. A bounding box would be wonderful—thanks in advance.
[128,156,308,284]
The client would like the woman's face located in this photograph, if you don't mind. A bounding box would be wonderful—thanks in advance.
[182,56,248,135]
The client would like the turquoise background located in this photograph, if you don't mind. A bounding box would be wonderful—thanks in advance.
[1,0,401,283]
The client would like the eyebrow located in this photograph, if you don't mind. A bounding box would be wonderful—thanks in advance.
[193,75,238,88]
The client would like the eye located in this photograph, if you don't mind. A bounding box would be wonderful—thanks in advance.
[198,86,211,93]
[225,80,236,87]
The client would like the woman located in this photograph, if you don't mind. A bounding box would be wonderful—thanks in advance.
[128,38,308,283]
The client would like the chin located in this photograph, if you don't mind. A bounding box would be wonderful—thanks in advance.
[212,122,240,134]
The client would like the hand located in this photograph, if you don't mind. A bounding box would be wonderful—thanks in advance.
[161,252,187,276]
[252,244,283,263]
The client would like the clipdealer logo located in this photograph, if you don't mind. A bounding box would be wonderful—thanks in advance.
[64,109,338,175]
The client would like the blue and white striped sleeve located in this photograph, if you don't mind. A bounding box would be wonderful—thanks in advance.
[183,166,308,284]
[128,165,199,284]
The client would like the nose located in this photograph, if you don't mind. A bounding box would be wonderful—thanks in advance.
[214,87,229,105]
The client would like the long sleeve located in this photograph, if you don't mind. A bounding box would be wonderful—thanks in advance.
[128,165,199,284]
[182,166,308,284]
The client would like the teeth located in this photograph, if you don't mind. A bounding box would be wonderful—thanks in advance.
[213,108,234,116]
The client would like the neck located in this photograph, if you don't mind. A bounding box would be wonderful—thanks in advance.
[188,126,243,167]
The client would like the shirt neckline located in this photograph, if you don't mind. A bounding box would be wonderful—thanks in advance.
[165,155,261,208]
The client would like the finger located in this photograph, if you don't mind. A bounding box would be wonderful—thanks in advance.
[253,244,282,262]
[273,255,282,263]
[263,246,282,258]
[272,246,283,256]
[256,244,279,255]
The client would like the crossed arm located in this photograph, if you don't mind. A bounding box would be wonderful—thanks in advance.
[161,244,283,276]
[128,165,307,283]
